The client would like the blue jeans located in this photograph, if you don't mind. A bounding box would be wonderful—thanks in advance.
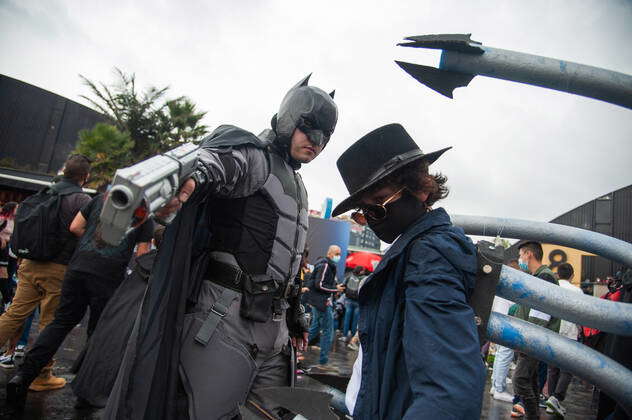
[491,344,514,392]
[308,305,333,364]
[343,300,359,337]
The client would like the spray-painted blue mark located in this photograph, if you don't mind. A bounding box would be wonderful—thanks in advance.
[504,279,535,299]
[498,323,526,348]
[595,354,607,369]
[560,61,567,73]
[439,51,447,70]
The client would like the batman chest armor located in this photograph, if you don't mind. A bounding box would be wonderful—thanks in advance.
[208,151,308,287]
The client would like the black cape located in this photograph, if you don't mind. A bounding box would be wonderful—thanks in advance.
[104,126,269,420]
[71,250,156,407]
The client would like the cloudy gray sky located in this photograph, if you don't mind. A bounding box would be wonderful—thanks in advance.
[2,0,631,225]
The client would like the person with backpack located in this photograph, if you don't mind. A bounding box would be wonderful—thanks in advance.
[332,124,485,419]
[341,265,364,342]
[0,155,91,391]
[305,245,344,371]
[7,191,154,407]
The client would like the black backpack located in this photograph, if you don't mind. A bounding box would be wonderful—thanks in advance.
[11,182,82,261]
[345,274,362,300]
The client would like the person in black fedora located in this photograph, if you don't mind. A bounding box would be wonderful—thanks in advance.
[335,123,485,419]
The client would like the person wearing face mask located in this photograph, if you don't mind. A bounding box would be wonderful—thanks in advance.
[512,241,560,420]
[332,123,485,419]
[305,245,345,371]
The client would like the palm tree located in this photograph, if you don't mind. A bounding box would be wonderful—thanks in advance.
[79,68,207,160]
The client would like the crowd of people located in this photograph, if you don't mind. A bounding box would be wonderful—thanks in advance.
[487,245,631,419]
[0,76,629,420]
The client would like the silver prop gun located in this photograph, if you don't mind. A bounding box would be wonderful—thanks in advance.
[99,142,199,245]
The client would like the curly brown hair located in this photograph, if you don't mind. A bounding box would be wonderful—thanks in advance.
[364,159,449,207]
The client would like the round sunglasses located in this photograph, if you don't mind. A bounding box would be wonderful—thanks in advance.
[351,187,406,226]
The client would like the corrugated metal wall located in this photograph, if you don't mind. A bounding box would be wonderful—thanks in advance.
[0,74,106,174]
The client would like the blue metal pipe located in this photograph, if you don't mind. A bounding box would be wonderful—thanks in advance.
[488,312,632,413]
[452,214,632,268]
[438,46,632,110]
[497,266,632,336]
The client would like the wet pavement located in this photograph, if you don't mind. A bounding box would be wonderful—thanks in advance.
[300,334,597,420]
[0,321,598,419]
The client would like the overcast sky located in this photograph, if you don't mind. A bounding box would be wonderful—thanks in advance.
[2,0,631,227]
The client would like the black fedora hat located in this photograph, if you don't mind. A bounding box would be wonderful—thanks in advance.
[332,123,451,217]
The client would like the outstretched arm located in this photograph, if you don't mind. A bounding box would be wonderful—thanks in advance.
[157,144,268,218]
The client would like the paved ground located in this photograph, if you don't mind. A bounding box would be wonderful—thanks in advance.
[301,334,598,420]
[0,321,598,419]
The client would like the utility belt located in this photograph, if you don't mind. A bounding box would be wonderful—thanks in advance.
[205,259,298,323]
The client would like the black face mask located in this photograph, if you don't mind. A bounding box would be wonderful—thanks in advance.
[367,192,427,243]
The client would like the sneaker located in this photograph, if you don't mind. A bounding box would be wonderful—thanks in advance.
[511,402,525,418]
[539,394,547,408]
[546,395,566,417]
[13,345,25,367]
[492,390,514,403]
[546,407,555,414]
[28,374,66,392]
[13,344,25,356]
[0,355,15,369]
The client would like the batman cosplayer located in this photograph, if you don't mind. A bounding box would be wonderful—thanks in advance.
[103,75,337,420]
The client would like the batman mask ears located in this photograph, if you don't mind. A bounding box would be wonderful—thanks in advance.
[292,73,312,89]
[273,73,338,161]
[271,114,278,130]
[329,90,335,99]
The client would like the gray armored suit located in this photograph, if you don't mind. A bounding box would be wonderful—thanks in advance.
[103,75,336,420]
[179,125,308,419]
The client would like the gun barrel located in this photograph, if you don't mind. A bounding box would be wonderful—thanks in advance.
[99,143,199,245]
[109,185,134,210]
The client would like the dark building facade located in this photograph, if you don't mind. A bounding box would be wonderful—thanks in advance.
[348,222,381,252]
[550,184,632,281]
[306,216,351,278]
[504,184,631,282]
[0,74,106,201]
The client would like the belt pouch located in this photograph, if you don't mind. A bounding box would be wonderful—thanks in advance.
[240,276,277,322]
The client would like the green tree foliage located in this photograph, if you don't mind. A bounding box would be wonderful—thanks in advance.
[79,68,208,160]
[74,123,134,188]
[160,98,208,149]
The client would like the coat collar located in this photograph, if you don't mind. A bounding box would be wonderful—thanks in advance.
[370,207,452,279]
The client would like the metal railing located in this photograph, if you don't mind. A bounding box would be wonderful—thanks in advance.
[488,313,632,413]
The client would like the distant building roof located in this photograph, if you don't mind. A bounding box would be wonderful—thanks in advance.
[0,74,106,176]
[506,184,632,278]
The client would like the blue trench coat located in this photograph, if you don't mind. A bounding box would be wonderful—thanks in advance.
[353,208,486,419]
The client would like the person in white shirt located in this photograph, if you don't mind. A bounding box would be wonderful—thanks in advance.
[489,259,520,403]
[546,262,582,417]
